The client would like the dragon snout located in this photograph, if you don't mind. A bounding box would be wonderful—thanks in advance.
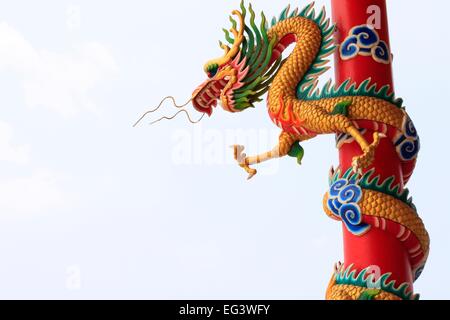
[192,79,228,116]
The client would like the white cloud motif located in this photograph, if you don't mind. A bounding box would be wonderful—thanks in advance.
[0,170,71,217]
[0,121,73,218]
[0,22,118,117]
[0,121,30,164]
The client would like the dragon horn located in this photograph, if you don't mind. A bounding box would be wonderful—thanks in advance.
[226,10,245,58]
[204,9,245,71]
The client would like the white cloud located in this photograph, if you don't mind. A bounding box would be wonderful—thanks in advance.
[0,169,71,217]
[0,120,73,217]
[0,121,30,164]
[0,22,118,117]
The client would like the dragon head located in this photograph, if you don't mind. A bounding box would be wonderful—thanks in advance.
[192,2,281,116]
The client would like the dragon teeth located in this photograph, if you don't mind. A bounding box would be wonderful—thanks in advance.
[197,99,207,108]
[205,89,215,99]
[210,85,220,94]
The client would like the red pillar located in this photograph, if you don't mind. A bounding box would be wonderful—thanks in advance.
[332,0,394,92]
[331,0,413,291]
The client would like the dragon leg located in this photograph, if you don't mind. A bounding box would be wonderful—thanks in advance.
[346,127,382,174]
[299,104,382,173]
[232,131,310,179]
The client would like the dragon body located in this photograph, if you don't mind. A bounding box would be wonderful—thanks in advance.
[189,2,428,300]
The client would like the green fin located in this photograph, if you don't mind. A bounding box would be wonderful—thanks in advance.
[331,100,352,117]
[288,141,304,165]
[358,289,381,300]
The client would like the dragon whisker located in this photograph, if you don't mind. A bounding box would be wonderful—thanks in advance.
[133,96,192,127]
[150,109,205,126]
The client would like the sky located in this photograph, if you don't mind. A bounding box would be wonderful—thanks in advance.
[0,0,449,299]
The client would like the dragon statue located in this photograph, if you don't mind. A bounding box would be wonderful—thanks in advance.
[150,1,429,300]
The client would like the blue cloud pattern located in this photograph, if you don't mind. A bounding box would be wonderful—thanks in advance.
[340,25,391,64]
[327,178,371,236]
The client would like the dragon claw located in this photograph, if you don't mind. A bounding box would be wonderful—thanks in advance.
[246,168,258,180]
[232,145,258,180]
[233,145,246,163]
[351,164,363,177]
[351,133,382,174]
